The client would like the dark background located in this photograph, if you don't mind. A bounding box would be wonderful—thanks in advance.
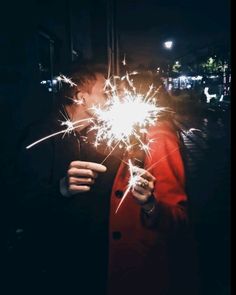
[0,1,231,294]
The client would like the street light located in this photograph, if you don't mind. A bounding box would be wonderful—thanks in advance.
[163,40,174,89]
[164,40,173,50]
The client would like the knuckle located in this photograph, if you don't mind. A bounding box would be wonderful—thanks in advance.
[69,168,75,175]
[150,183,154,190]
[88,170,94,177]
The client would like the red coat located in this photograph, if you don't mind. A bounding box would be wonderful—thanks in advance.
[108,120,188,295]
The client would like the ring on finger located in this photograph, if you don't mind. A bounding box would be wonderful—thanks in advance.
[139,179,149,189]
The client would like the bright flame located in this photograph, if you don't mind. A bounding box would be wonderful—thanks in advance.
[27,70,165,165]
[90,91,165,152]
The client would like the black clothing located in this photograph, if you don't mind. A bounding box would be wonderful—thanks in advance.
[7,112,122,295]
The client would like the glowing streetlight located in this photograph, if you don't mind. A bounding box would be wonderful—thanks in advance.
[164,40,173,50]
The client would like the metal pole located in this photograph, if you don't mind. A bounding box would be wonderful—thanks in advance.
[107,0,119,77]
[65,0,73,63]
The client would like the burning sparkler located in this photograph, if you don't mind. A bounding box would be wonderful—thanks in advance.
[27,70,165,155]
[89,85,165,156]
[56,74,77,88]
[115,146,180,213]
[26,67,179,214]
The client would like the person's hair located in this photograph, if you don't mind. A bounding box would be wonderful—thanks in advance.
[125,71,174,115]
[57,61,106,106]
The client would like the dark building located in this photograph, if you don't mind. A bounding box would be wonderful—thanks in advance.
[0,0,110,126]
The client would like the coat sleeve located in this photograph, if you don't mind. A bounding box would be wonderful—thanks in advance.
[16,122,65,222]
[142,122,188,233]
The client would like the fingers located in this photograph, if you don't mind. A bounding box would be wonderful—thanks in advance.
[132,166,156,182]
[68,184,91,194]
[131,174,155,204]
[133,176,155,191]
[69,177,95,185]
[131,189,149,204]
[68,168,98,179]
[65,161,107,195]
[70,161,107,173]
[133,184,150,195]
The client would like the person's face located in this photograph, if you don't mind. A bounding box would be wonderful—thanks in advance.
[83,73,107,113]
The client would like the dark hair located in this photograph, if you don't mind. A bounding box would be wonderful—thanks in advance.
[57,61,106,106]
[129,71,174,110]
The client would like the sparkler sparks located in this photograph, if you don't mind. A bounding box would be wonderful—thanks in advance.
[115,159,139,214]
[26,117,93,149]
[90,89,165,154]
[56,74,77,87]
[115,146,180,213]
[26,66,178,214]
[122,54,127,66]
[27,70,165,163]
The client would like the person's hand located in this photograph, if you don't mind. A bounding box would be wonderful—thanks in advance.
[131,167,156,208]
[60,161,107,197]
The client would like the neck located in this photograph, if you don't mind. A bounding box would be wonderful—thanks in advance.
[65,104,92,132]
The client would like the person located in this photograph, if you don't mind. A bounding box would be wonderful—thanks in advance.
[12,65,195,295]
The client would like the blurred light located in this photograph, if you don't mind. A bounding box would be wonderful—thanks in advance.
[204,87,217,103]
[40,80,47,85]
[164,41,173,49]
[191,75,203,81]
[179,75,187,80]
[209,57,214,64]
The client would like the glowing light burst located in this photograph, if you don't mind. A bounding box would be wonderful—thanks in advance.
[115,146,180,213]
[122,54,126,66]
[56,74,77,87]
[90,90,165,154]
[26,68,179,215]
[27,70,165,171]
[26,117,93,149]
[115,159,140,213]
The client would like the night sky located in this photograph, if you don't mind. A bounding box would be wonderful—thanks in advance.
[0,0,230,69]
[116,0,230,66]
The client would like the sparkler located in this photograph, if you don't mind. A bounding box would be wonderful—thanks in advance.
[115,146,180,213]
[56,74,77,88]
[115,159,142,213]
[89,82,165,156]
[28,71,165,156]
[26,67,179,214]
[26,117,93,149]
